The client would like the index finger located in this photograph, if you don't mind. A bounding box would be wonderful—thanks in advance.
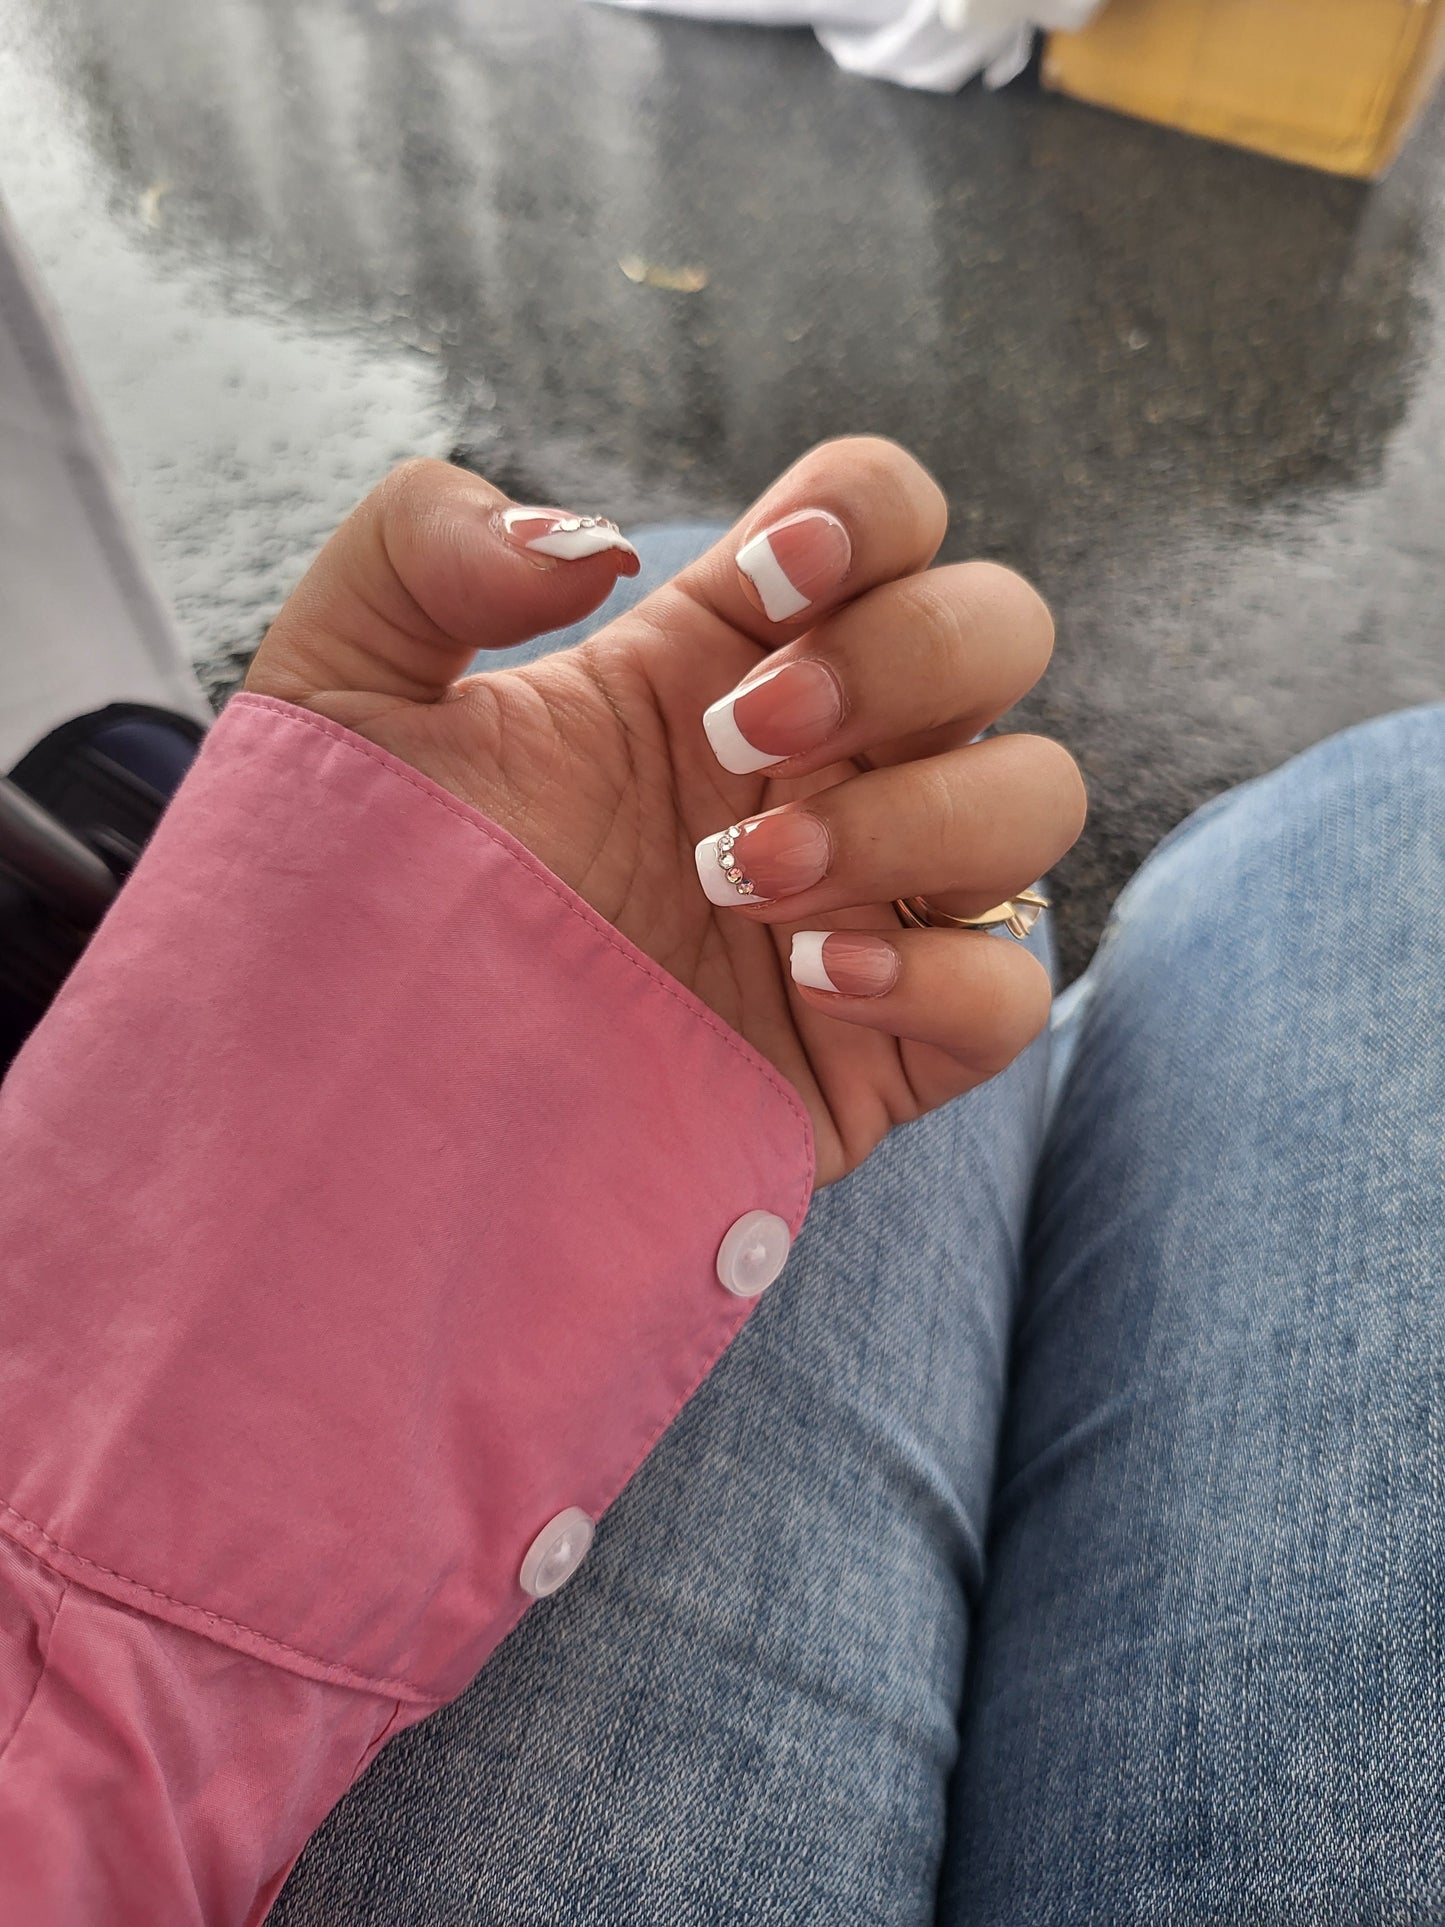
[670,435,949,652]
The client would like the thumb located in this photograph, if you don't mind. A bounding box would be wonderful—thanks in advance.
[246,458,639,714]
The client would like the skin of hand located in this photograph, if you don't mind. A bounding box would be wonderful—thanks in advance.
[246,438,1086,1187]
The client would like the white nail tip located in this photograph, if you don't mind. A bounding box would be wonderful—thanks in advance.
[789,931,837,992]
[736,532,810,623]
[702,663,789,775]
[502,508,639,564]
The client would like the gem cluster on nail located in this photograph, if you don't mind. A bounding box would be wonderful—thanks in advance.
[555,513,619,536]
[715,825,755,896]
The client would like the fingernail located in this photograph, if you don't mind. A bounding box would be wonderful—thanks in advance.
[790,931,899,998]
[500,506,641,574]
[694,812,831,907]
[736,510,851,623]
[702,659,845,775]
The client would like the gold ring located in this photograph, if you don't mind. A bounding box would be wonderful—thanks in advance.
[893,888,1049,941]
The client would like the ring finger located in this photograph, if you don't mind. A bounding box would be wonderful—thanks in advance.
[692,733,1086,923]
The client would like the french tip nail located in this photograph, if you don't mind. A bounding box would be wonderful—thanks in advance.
[695,812,829,907]
[735,509,851,624]
[790,929,899,998]
[702,686,787,776]
[501,506,640,565]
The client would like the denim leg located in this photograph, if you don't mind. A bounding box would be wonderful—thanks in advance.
[274,526,1052,1925]
[943,705,1445,1924]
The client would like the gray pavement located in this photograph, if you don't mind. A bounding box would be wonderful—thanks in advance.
[3,0,1443,973]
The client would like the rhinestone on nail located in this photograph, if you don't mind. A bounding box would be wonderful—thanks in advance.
[709,826,757,898]
[554,513,616,536]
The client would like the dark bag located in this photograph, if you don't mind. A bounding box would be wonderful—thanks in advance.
[0,703,204,1074]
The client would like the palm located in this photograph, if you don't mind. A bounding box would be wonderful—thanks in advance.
[249,453,1073,1188]
[354,589,931,1187]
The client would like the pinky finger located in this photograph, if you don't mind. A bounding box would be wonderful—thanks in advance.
[788,925,1052,1090]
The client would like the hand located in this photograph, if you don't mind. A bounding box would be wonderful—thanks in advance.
[246,440,1085,1186]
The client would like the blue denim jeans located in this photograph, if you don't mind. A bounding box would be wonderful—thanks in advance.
[275,529,1445,1922]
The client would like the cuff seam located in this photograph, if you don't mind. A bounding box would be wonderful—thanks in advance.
[3,698,814,1705]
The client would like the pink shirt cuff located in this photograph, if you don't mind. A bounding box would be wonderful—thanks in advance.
[0,690,813,1703]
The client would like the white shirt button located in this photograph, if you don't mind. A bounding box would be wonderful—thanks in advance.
[519,1507,595,1598]
[716,1210,792,1298]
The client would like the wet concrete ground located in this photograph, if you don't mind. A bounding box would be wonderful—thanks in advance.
[3,0,1444,974]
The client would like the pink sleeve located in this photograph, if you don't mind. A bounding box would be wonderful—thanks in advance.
[0,694,814,1924]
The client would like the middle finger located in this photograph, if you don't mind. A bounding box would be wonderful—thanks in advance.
[699,561,1054,779]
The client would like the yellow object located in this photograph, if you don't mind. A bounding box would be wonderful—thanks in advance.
[1044,0,1445,179]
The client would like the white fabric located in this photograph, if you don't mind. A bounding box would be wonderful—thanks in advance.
[592,0,1100,92]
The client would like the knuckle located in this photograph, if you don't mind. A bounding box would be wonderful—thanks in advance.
[1012,734,1088,841]
[965,948,1051,1076]
[373,459,447,551]
[1003,954,1054,1054]
[372,458,475,581]
[377,455,448,514]
[900,570,968,645]
[806,435,947,542]
[1047,743,1090,841]
[916,752,968,835]
[960,562,1055,671]
[900,563,1055,690]
[820,432,911,485]
[927,759,980,868]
